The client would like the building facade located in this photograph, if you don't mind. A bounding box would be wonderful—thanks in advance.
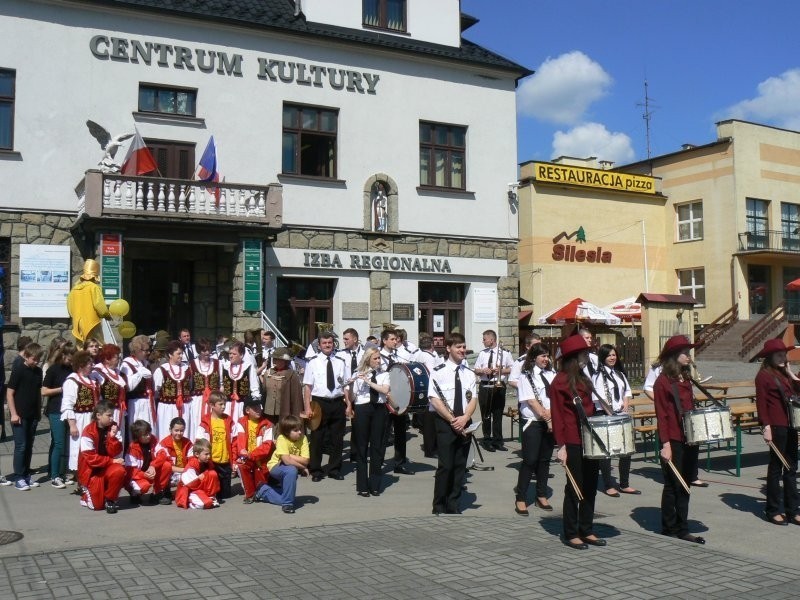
[0,0,529,354]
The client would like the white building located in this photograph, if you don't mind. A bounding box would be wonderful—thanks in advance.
[0,0,529,353]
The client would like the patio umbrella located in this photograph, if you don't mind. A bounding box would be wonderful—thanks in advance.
[603,297,642,321]
[537,297,622,325]
[785,278,800,292]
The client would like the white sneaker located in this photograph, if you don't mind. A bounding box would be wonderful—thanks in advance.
[0,476,13,487]
[51,477,67,489]
[25,477,40,488]
[14,480,31,491]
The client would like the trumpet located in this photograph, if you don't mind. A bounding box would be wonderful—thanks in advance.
[492,341,506,388]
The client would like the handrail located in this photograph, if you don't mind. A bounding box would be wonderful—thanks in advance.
[740,301,786,357]
[695,303,738,352]
[260,311,289,348]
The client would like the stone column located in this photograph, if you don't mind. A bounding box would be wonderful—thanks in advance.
[370,271,391,332]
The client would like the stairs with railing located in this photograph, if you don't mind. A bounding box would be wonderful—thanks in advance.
[739,301,788,361]
[260,311,289,348]
[694,303,738,356]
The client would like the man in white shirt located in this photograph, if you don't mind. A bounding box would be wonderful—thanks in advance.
[179,329,197,366]
[379,328,413,475]
[472,330,513,452]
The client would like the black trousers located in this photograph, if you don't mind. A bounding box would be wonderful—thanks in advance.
[420,410,438,456]
[215,462,232,499]
[563,444,599,540]
[478,385,506,443]
[766,426,799,518]
[353,403,388,493]
[309,396,346,477]
[432,416,470,513]
[660,440,697,537]
[516,421,554,501]
[389,413,409,463]
[599,455,632,489]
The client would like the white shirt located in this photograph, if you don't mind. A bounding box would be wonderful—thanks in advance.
[396,342,417,363]
[221,360,261,400]
[379,347,405,373]
[582,352,600,378]
[302,353,347,398]
[517,366,555,420]
[152,363,190,398]
[350,370,390,405]
[428,360,477,415]
[120,356,152,396]
[336,344,365,380]
[472,345,513,384]
[415,349,444,372]
[643,365,662,393]
[180,343,197,366]
[592,366,632,414]
[508,355,526,386]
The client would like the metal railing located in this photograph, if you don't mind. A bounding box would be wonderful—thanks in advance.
[740,301,787,358]
[260,311,289,348]
[694,303,738,354]
[738,230,800,253]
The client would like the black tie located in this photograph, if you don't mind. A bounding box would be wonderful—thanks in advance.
[388,353,395,367]
[541,372,551,397]
[186,344,194,362]
[488,349,494,369]
[453,367,464,417]
[369,371,379,404]
[351,350,358,374]
[266,349,272,368]
[326,357,335,392]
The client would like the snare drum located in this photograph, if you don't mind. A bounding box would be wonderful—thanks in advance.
[683,407,734,445]
[581,414,635,459]
[789,401,800,430]
[388,362,430,414]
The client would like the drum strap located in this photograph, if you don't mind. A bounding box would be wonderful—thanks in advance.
[689,377,726,409]
[570,383,609,456]
[586,379,615,416]
[670,382,686,419]
[771,375,800,415]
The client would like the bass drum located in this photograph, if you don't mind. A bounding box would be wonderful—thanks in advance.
[388,361,430,414]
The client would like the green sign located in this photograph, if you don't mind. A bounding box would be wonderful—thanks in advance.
[100,233,122,301]
[243,239,262,312]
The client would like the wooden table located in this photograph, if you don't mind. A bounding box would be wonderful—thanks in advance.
[728,402,759,477]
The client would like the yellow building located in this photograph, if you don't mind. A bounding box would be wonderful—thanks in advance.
[519,120,800,359]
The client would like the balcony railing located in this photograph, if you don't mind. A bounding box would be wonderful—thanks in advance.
[79,170,283,227]
[738,230,800,253]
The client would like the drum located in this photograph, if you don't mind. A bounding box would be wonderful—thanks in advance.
[789,401,800,430]
[683,407,734,445]
[581,414,635,459]
[388,362,430,414]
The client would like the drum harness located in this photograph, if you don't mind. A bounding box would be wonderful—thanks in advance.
[570,381,610,457]
[770,373,800,417]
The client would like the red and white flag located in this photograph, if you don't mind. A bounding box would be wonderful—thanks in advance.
[120,127,157,176]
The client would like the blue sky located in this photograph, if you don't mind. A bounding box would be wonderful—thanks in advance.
[462,0,800,168]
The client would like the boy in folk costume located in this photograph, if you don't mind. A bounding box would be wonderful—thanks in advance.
[125,419,173,505]
[196,391,234,499]
[221,341,261,423]
[175,438,220,509]
[234,400,276,503]
[156,416,193,487]
[78,401,126,513]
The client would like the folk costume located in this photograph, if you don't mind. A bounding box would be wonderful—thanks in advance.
[197,411,235,499]
[175,456,220,509]
[152,363,192,443]
[261,361,303,422]
[221,359,260,423]
[189,356,221,442]
[77,420,125,511]
[120,356,156,433]
[156,434,193,487]
[233,414,275,499]
[125,438,172,498]
[93,363,128,434]
[62,371,100,471]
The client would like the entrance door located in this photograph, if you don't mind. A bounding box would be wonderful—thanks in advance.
[784,267,800,322]
[747,265,771,317]
[418,282,464,354]
[131,259,193,338]
[277,278,334,346]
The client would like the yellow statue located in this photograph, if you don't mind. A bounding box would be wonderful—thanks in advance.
[66,259,110,345]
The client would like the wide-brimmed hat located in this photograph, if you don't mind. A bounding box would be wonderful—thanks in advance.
[271,347,293,362]
[757,338,795,358]
[79,258,100,282]
[559,334,590,360]
[659,335,697,360]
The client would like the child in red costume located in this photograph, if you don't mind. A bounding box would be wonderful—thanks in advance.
[234,400,275,503]
[175,438,220,509]
[125,419,173,505]
[78,401,126,513]
[156,416,193,488]
[196,391,234,499]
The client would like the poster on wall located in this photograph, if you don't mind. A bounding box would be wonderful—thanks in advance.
[19,244,71,318]
[473,288,498,323]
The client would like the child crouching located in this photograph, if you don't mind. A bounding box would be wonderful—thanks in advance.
[255,415,309,514]
[78,401,126,514]
[125,419,173,505]
[175,438,220,509]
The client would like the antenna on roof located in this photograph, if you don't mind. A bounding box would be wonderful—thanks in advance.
[636,79,658,159]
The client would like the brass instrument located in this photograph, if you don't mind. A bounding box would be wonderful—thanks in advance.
[528,368,552,432]
[493,341,506,388]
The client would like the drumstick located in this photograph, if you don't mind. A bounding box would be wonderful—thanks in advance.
[666,459,691,494]
[563,463,584,501]
[768,441,793,471]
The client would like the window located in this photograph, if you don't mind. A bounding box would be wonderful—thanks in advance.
[0,68,15,150]
[363,0,406,32]
[746,197,769,249]
[143,140,194,179]
[138,84,197,117]
[0,237,9,322]
[678,268,705,306]
[676,201,703,241]
[781,202,800,251]
[282,104,338,178]
[419,122,466,189]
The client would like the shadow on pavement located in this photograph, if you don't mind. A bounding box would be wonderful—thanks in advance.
[718,492,764,519]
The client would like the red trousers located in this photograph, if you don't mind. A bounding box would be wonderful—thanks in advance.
[128,462,172,495]
[82,463,126,510]
[176,470,221,509]
[238,459,268,498]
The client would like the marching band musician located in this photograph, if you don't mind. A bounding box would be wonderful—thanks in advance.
[349,347,390,497]
[473,329,513,452]
[221,341,261,423]
[302,331,350,482]
[754,338,800,526]
[579,327,599,377]
[653,335,705,544]
[336,328,364,462]
[550,334,606,550]
[379,328,413,475]
[188,339,222,441]
[257,330,277,375]
[428,332,477,515]
[394,328,417,363]
[515,343,556,515]
[591,344,640,497]
[261,347,303,423]
[415,333,443,458]
[152,341,193,443]
[121,335,155,434]
[508,333,542,389]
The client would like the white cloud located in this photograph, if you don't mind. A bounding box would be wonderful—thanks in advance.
[517,51,612,124]
[724,69,800,130]
[552,122,635,165]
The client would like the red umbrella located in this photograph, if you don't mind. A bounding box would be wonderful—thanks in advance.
[785,278,800,292]
[541,297,585,323]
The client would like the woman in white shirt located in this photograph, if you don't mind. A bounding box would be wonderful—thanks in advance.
[349,347,390,497]
[591,344,640,496]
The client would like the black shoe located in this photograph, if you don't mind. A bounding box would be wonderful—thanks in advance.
[159,494,173,506]
[370,490,381,497]
[604,489,621,498]
[357,491,370,498]
[330,473,344,481]
[393,465,413,475]
[494,444,508,452]
[129,494,142,505]
[619,487,642,495]
[281,505,295,514]
[481,441,495,452]
[581,537,607,547]
[766,515,789,526]
[149,493,161,505]
[679,534,706,544]
[311,474,324,482]
[691,480,710,488]
[432,508,445,516]
[564,539,588,550]
[535,499,554,511]
[243,496,255,504]
[514,504,529,516]
[105,501,118,515]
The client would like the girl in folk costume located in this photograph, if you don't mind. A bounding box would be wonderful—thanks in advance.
[175,438,220,509]
[78,401,126,513]
[261,347,304,424]
[221,341,261,423]
[125,419,173,505]
[152,341,193,444]
[121,335,156,433]
[754,339,800,526]
[93,344,128,436]
[591,344,640,497]
[188,338,221,441]
[156,417,193,487]
[62,350,102,473]
[234,400,276,503]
